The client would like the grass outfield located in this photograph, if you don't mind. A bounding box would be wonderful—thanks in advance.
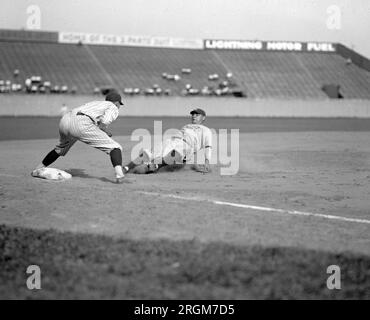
[1,224,369,299]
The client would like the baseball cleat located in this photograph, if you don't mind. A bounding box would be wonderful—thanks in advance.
[115,175,125,184]
[146,163,159,173]
[140,149,153,163]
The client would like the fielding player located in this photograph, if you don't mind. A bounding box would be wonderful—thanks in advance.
[124,108,212,174]
[32,92,129,184]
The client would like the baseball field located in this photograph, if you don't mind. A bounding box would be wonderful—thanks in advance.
[1,113,370,299]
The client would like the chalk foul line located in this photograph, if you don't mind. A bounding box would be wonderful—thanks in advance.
[139,191,370,225]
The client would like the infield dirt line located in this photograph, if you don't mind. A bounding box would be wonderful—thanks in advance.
[139,191,370,225]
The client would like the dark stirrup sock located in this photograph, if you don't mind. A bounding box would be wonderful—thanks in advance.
[110,148,122,167]
[42,150,60,167]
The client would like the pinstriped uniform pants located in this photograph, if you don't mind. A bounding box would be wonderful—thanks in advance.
[54,110,122,156]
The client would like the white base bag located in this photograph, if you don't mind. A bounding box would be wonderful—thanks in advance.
[31,168,72,181]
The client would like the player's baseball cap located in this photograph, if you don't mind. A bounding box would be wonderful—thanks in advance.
[190,108,206,116]
[105,92,124,105]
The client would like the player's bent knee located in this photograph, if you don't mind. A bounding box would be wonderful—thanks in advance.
[111,147,122,153]
[103,145,122,155]
[114,144,123,151]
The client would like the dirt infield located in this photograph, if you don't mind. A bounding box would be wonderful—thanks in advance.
[0,117,370,298]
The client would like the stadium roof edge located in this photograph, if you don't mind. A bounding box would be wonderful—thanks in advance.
[0,28,369,71]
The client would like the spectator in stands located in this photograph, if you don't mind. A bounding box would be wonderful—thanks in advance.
[189,88,200,95]
[31,76,42,84]
[61,85,68,93]
[144,88,155,95]
[25,78,32,93]
[181,68,192,74]
[41,81,50,93]
[201,86,211,96]
[2,81,11,93]
[31,85,38,93]
[219,81,229,89]
[52,85,60,93]
[337,85,344,99]
[155,88,163,95]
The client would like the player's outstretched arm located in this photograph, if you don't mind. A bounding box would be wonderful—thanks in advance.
[192,157,211,174]
[201,128,212,174]
[201,144,212,173]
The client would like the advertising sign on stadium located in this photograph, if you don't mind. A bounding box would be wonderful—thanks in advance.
[204,39,336,52]
[58,32,203,49]
[204,39,264,50]
[305,42,336,52]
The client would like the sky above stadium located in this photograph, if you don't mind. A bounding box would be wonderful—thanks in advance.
[1,0,370,58]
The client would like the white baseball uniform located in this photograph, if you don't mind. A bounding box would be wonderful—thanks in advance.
[154,123,212,164]
[54,101,122,156]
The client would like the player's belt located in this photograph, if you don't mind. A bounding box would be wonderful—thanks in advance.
[76,112,96,124]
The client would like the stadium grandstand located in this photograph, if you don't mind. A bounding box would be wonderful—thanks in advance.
[0,29,369,99]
